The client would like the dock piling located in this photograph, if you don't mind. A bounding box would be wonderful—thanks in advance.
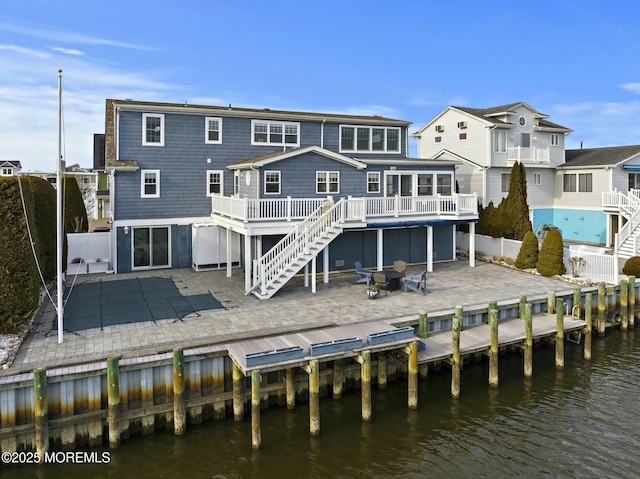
[173,349,186,435]
[285,368,295,409]
[418,310,428,338]
[597,282,606,336]
[555,298,564,369]
[377,352,388,389]
[488,308,499,387]
[107,357,120,448]
[251,371,261,449]
[408,341,418,409]
[360,351,372,421]
[451,306,462,399]
[309,359,320,435]
[629,276,636,328]
[524,303,533,378]
[585,293,592,360]
[33,368,48,459]
[232,362,244,421]
[620,279,629,330]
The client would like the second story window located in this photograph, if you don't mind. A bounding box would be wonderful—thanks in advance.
[141,170,160,198]
[492,130,507,152]
[367,172,380,193]
[340,126,400,153]
[205,117,222,144]
[143,113,164,146]
[501,173,510,193]
[550,133,559,146]
[207,170,223,196]
[252,120,299,146]
[316,171,339,194]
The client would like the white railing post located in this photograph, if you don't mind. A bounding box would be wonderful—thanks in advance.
[244,195,249,221]
[286,196,292,221]
[260,263,267,297]
[252,259,259,287]
[394,194,400,217]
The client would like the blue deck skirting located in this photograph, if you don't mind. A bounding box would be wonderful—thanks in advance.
[245,346,305,367]
[309,337,363,356]
[367,326,415,345]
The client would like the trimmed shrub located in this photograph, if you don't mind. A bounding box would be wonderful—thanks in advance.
[623,256,640,276]
[0,177,40,333]
[28,177,58,280]
[536,227,566,277]
[515,230,539,269]
[63,176,88,234]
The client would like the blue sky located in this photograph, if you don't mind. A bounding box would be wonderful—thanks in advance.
[1,0,639,172]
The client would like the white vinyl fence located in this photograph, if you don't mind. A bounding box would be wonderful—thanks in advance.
[67,232,111,275]
[457,232,619,284]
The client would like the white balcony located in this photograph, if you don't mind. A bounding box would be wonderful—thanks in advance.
[507,146,550,163]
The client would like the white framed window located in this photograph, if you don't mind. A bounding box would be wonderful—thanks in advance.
[459,133,467,140]
[533,173,541,185]
[316,171,339,194]
[1,167,13,176]
[501,173,510,193]
[435,136,442,143]
[141,169,160,197]
[550,133,559,146]
[233,171,240,196]
[492,130,507,152]
[436,174,452,195]
[264,170,281,195]
[205,117,222,144]
[563,173,592,193]
[367,172,380,193]
[251,120,299,146]
[339,126,400,153]
[207,170,223,196]
[418,174,433,196]
[142,113,164,146]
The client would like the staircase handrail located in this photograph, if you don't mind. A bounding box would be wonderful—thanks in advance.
[249,198,345,295]
[614,203,640,254]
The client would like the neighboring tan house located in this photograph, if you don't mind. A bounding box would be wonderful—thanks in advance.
[105,99,478,298]
[0,160,22,176]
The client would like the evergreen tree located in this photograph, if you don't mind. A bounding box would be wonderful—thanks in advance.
[63,176,88,234]
[515,230,539,269]
[536,227,566,277]
[503,161,531,240]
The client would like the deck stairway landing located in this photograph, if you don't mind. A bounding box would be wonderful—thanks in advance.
[248,199,347,299]
[606,191,640,258]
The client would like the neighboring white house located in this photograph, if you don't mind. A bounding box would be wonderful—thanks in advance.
[0,160,22,176]
[412,101,640,256]
[412,102,572,210]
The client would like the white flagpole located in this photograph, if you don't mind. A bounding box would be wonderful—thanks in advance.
[57,68,64,344]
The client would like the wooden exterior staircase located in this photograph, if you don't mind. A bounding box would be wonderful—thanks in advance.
[247,199,346,299]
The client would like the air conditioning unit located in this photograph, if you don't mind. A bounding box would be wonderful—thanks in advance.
[435,125,444,132]
[457,121,467,129]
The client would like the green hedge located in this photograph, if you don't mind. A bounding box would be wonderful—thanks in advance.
[64,176,88,234]
[0,178,40,332]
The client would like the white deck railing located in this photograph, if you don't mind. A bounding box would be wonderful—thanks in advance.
[212,193,478,223]
[507,147,549,162]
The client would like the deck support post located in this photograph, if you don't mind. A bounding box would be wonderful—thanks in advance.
[488,308,499,387]
[524,303,533,378]
[597,282,606,336]
[232,362,244,421]
[359,351,372,421]
[33,368,48,458]
[106,357,120,448]
[309,359,320,436]
[377,352,387,389]
[418,310,428,338]
[629,276,636,328]
[323,246,329,284]
[620,279,629,330]
[173,349,186,435]
[426,226,433,272]
[555,298,564,369]
[584,293,592,361]
[285,368,295,409]
[244,234,252,292]
[408,341,418,409]
[451,306,462,399]
[251,371,261,449]
[304,263,309,288]
[226,227,232,278]
[333,359,344,399]
[311,255,317,293]
[468,222,475,267]
[376,228,384,271]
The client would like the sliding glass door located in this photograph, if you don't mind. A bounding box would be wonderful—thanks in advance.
[133,226,170,269]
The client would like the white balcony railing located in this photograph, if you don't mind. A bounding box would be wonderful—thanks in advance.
[212,194,478,223]
[507,147,550,162]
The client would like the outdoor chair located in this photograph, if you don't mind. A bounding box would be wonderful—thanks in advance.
[404,271,428,295]
[393,260,407,276]
[372,272,391,295]
[354,261,372,284]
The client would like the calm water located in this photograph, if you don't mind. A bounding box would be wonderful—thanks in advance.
[4,329,640,479]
